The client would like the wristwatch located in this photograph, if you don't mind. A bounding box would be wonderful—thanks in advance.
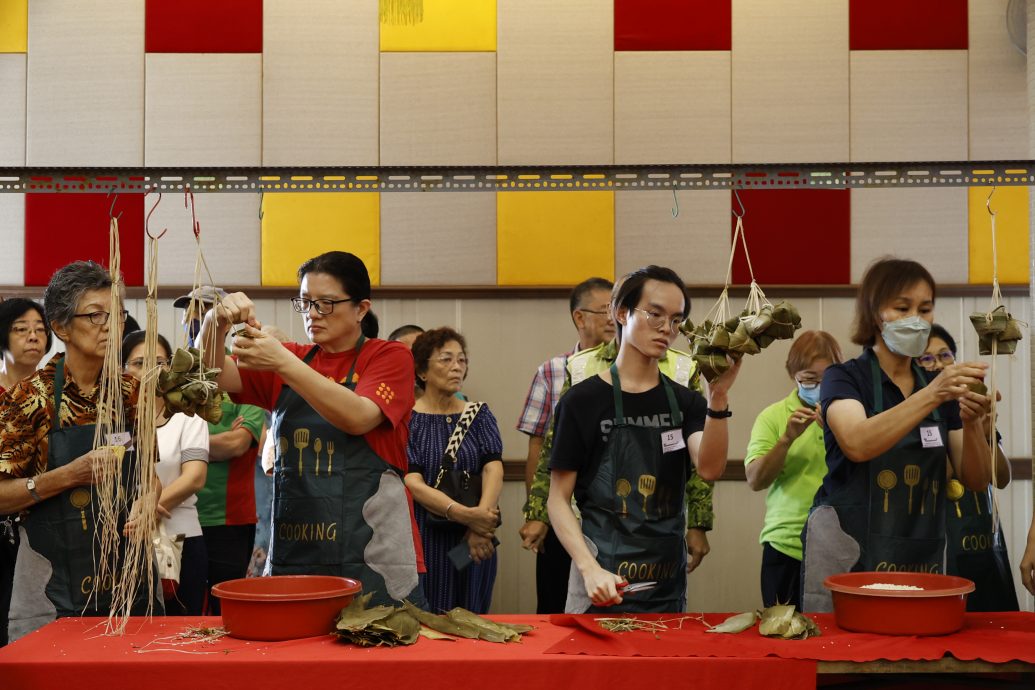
[706,407,732,419]
[26,476,41,503]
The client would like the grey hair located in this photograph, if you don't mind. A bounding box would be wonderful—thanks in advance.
[43,261,115,332]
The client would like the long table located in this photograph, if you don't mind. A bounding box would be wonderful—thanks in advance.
[1,613,1032,690]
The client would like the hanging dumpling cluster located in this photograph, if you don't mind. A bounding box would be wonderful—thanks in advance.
[157,347,225,424]
[969,305,1023,355]
[680,301,802,381]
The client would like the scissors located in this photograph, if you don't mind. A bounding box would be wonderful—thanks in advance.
[619,581,658,594]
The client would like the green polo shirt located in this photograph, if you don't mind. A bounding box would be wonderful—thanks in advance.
[744,389,828,561]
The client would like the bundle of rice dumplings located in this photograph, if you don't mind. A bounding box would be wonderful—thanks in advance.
[681,300,802,381]
[156,346,225,424]
[969,305,1023,355]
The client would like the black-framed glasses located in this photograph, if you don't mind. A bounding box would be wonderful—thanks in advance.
[73,310,129,326]
[916,350,955,369]
[291,297,359,315]
[631,307,683,333]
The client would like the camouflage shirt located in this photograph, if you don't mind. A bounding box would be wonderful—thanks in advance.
[522,340,715,530]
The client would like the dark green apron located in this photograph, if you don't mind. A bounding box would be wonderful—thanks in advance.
[8,360,147,641]
[803,356,947,611]
[579,366,688,613]
[945,480,1019,611]
[268,338,425,608]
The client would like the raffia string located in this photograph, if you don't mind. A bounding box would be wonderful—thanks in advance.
[702,211,771,331]
[983,189,1001,529]
[181,188,224,409]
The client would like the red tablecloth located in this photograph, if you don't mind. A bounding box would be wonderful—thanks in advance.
[0,616,815,690]
[545,612,1035,663]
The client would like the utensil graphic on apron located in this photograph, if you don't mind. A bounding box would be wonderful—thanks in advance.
[802,355,947,612]
[566,366,688,614]
[945,479,1019,612]
[267,338,424,608]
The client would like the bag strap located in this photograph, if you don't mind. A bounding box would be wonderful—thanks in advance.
[440,402,483,471]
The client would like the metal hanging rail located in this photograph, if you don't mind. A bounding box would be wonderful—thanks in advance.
[0,161,1033,193]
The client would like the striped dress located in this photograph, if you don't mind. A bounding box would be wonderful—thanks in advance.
[407,404,503,613]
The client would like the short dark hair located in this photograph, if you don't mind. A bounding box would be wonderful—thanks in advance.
[0,298,52,353]
[388,324,424,342]
[43,260,115,332]
[611,266,690,342]
[297,251,378,340]
[411,327,467,391]
[929,323,957,356]
[851,258,936,347]
[785,330,843,378]
[569,277,614,315]
[120,330,172,368]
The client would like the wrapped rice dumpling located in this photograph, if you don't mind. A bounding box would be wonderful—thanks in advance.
[685,299,803,381]
[157,346,225,424]
[970,305,1023,355]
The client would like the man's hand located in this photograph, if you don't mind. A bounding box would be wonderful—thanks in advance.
[519,520,548,553]
[686,528,710,573]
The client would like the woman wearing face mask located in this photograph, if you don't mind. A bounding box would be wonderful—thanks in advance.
[745,331,843,609]
[919,324,1017,612]
[800,258,993,612]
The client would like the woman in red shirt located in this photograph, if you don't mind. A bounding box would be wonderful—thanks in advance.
[198,252,426,607]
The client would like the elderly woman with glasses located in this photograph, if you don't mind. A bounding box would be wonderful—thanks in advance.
[197,251,426,608]
[919,324,1017,611]
[0,261,150,641]
[403,327,503,614]
[745,331,843,610]
[122,330,209,616]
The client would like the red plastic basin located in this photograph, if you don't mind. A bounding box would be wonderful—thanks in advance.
[211,575,362,641]
[824,571,974,636]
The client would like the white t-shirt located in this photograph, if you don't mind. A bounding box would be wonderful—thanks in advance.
[155,413,210,538]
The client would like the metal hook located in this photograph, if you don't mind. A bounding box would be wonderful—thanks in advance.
[184,186,201,240]
[986,185,997,216]
[671,188,679,218]
[258,186,264,221]
[107,187,123,222]
[144,184,167,240]
[731,187,746,218]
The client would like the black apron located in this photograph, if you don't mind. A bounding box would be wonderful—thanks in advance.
[944,479,1019,611]
[575,366,688,613]
[8,361,151,641]
[267,338,425,608]
[803,356,948,611]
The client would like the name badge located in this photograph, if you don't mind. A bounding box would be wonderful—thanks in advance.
[106,432,132,448]
[920,426,943,449]
[661,429,686,453]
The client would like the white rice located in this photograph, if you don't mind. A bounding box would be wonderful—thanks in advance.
[860,583,924,591]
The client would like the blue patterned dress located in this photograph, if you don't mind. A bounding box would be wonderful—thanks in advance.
[407,404,503,613]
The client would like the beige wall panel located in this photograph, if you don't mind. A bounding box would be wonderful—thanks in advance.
[851,188,967,284]
[0,194,24,285]
[144,193,261,287]
[380,193,496,284]
[814,296,862,362]
[145,54,262,167]
[263,0,378,166]
[381,52,496,166]
[489,481,539,613]
[26,0,143,166]
[497,0,613,165]
[0,54,25,165]
[614,52,731,165]
[615,190,730,283]
[731,0,849,163]
[850,51,968,162]
[968,0,1028,159]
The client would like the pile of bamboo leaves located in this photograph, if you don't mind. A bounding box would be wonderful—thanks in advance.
[333,595,534,647]
[157,347,225,424]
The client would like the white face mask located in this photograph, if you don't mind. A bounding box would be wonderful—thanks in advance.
[880,316,932,358]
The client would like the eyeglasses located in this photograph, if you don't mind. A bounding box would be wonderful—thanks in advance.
[631,307,683,333]
[126,357,170,370]
[433,354,468,367]
[290,297,359,315]
[73,310,129,326]
[916,350,955,369]
[10,325,47,339]
[578,308,611,317]
[795,378,822,390]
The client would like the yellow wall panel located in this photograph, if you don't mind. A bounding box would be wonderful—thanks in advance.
[497,191,614,285]
[0,0,27,52]
[380,0,496,51]
[261,193,381,287]
[968,186,1030,284]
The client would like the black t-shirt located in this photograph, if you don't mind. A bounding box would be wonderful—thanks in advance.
[817,348,962,504]
[549,374,707,506]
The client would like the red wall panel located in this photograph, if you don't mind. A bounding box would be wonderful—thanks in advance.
[25,193,145,287]
[731,189,851,286]
[849,0,968,50]
[146,0,262,53]
[615,0,731,51]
